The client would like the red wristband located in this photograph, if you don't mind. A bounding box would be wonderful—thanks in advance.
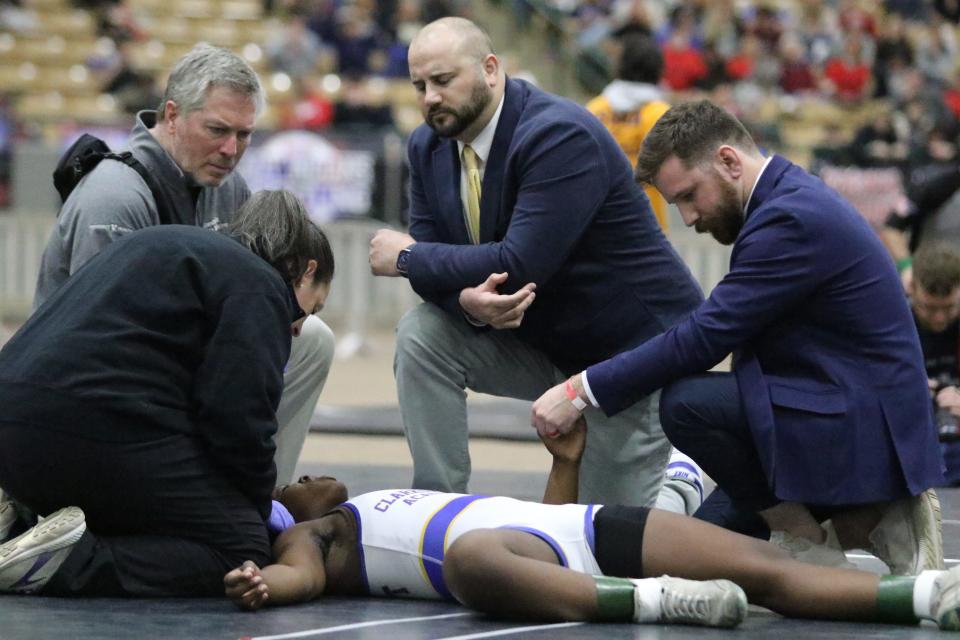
[565,379,587,411]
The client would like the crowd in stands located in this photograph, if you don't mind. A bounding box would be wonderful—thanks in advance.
[543,1,960,272]
[260,0,479,131]
[4,0,958,153]
[251,0,958,152]
[506,3,932,160]
[3,0,960,239]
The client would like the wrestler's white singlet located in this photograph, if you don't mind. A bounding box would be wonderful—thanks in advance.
[341,490,602,600]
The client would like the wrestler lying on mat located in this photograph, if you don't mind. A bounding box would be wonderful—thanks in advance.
[225,421,960,631]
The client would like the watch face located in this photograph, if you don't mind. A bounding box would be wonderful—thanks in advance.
[396,249,410,273]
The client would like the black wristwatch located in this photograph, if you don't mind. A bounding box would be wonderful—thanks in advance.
[396,247,412,277]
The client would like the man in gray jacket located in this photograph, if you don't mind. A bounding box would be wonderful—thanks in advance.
[32,44,334,484]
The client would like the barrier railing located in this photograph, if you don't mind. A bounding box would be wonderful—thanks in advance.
[0,215,730,338]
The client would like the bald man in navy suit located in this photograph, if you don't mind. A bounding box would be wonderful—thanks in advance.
[369,17,703,507]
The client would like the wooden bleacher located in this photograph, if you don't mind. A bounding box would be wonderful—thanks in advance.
[1,0,424,133]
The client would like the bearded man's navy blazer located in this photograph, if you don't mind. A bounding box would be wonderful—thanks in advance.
[587,155,945,504]
[402,78,703,373]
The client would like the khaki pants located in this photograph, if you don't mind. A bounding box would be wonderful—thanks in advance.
[394,303,671,507]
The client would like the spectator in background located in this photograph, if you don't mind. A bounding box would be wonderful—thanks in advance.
[723,33,757,83]
[266,8,325,81]
[305,0,339,43]
[795,1,840,67]
[838,0,878,39]
[882,138,960,288]
[608,0,655,40]
[915,22,958,85]
[944,68,960,120]
[910,244,960,486]
[886,0,928,21]
[778,34,818,94]
[873,13,914,98]
[0,0,37,33]
[280,77,335,130]
[420,0,458,24]
[332,3,384,75]
[898,81,945,155]
[95,0,145,43]
[745,3,783,51]
[382,0,423,78]
[934,0,960,24]
[571,0,614,50]
[849,112,909,168]
[371,0,398,36]
[694,41,730,92]
[725,33,781,97]
[661,28,706,91]
[822,33,874,103]
[98,40,161,114]
[655,4,703,50]
[332,74,394,130]
[700,0,741,59]
[586,33,671,230]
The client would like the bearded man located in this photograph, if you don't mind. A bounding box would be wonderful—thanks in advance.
[367,17,704,509]
[532,100,946,576]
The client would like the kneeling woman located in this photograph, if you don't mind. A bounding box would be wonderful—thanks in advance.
[0,190,333,597]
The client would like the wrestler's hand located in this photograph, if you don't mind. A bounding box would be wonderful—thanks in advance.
[540,416,586,464]
[459,272,536,329]
[224,560,270,611]
[369,229,415,276]
[531,376,585,439]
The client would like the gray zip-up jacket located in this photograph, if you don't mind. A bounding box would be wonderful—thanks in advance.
[34,110,251,308]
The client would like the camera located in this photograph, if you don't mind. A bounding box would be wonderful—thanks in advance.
[933,374,960,443]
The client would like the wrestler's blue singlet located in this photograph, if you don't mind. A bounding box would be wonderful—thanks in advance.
[342,490,602,600]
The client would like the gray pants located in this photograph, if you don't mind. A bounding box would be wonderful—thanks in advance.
[274,315,335,484]
[394,303,671,507]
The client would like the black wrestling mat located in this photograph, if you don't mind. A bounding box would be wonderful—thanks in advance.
[311,398,537,441]
[1,466,958,640]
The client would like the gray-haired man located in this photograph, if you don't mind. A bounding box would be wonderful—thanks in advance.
[32,44,333,485]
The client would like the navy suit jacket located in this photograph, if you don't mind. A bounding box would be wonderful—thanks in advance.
[587,155,944,504]
[404,78,703,373]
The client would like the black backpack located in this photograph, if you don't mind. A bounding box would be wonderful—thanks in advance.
[52,133,175,225]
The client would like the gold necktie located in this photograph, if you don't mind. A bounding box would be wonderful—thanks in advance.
[462,145,482,244]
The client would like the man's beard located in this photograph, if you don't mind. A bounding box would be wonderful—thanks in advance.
[425,79,491,138]
[695,176,744,245]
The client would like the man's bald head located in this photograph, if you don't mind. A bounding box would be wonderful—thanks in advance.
[407,17,504,142]
[410,17,494,63]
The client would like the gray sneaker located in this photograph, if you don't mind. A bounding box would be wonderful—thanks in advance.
[0,506,85,594]
[868,489,943,575]
[636,576,747,628]
[932,566,960,631]
[769,523,856,569]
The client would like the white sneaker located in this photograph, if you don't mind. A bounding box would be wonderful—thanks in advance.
[0,506,85,594]
[635,576,747,628]
[868,489,943,575]
[662,450,704,516]
[932,566,960,630]
[769,524,855,569]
